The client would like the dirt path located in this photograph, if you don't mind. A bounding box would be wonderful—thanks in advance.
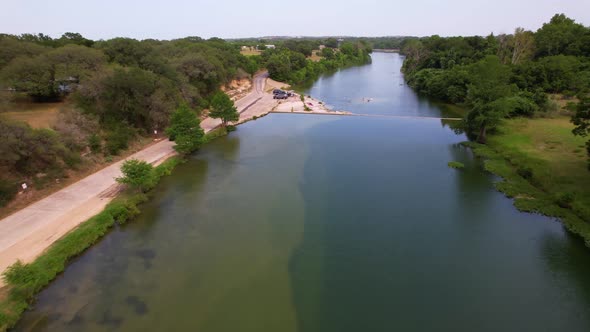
[201,72,275,131]
[0,72,278,286]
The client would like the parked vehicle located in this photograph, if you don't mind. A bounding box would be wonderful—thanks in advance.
[273,89,285,95]
[273,93,288,99]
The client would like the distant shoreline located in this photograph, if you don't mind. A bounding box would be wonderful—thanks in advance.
[372,49,400,53]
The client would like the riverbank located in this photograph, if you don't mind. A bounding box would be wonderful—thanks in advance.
[0,73,275,289]
[0,126,231,331]
[464,116,590,245]
[273,94,352,115]
[0,155,183,331]
[0,73,335,330]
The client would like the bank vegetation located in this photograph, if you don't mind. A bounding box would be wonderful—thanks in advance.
[401,14,590,244]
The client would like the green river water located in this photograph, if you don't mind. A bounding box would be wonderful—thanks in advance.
[16,53,590,331]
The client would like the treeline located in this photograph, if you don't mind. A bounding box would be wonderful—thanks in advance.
[232,36,407,50]
[0,33,259,205]
[260,39,372,85]
[401,14,590,165]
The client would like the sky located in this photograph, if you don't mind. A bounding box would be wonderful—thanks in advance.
[1,0,589,40]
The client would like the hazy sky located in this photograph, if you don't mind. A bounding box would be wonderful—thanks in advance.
[1,0,589,40]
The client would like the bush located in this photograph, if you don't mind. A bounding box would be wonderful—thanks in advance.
[105,125,134,155]
[517,166,534,180]
[63,151,82,168]
[88,134,101,153]
[0,178,17,207]
[555,192,575,208]
[116,159,155,192]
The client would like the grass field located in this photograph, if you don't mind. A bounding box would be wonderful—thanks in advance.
[240,49,262,56]
[489,117,589,205]
[0,102,64,128]
[466,116,590,245]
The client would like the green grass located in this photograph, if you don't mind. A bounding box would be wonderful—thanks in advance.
[204,126,228,143]
[448,161,465,169]
[0,157,181,331]
[463,116,590,246]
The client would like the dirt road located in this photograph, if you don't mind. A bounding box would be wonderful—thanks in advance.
[0,72,278,286]
[201,72,275,131]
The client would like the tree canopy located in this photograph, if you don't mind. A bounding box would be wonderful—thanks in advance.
[116,159,155,192]
[400,13,590,162]
[209,92,239,127]
[165,104,205,154]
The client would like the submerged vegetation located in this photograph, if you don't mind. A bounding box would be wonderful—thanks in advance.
[0,157,180,331]
[447,161,465,169]
[464,137,590,246]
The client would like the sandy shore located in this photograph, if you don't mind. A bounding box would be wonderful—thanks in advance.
[273,94,352,115]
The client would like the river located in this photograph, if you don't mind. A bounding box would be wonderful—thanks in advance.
[16,52,590,331]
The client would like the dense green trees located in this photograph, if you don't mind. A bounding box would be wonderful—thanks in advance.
[263,40,371,85]
[401,14,590,162]
[0,118,71,176]
[0,32,260,155]
[0,32,260,202]
[209,92,239,127]
[535,14,590,57]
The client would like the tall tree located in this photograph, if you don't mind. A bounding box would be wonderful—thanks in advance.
[0,56,58,100]
[465,56,516,143]
[209,92,239,127]
[535,14,587,57]
[165,104,204,154]
[572,95,590,170]
[511,28,535,65]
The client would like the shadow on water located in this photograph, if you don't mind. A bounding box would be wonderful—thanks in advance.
[288,117,458,331]
[288,116,590,332]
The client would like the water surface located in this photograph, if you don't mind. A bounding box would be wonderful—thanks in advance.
[16,53,590,332]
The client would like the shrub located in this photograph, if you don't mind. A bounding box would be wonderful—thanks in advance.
[0,178,17,207]
[517,166,534,180]
[116,159,155,192]
[88,134,102,153]
[63,151,82,168]
[105,125,134,155]
[555,192,575,208]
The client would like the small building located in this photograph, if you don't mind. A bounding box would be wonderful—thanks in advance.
[319,45,326,50]
[265,44,276,49]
